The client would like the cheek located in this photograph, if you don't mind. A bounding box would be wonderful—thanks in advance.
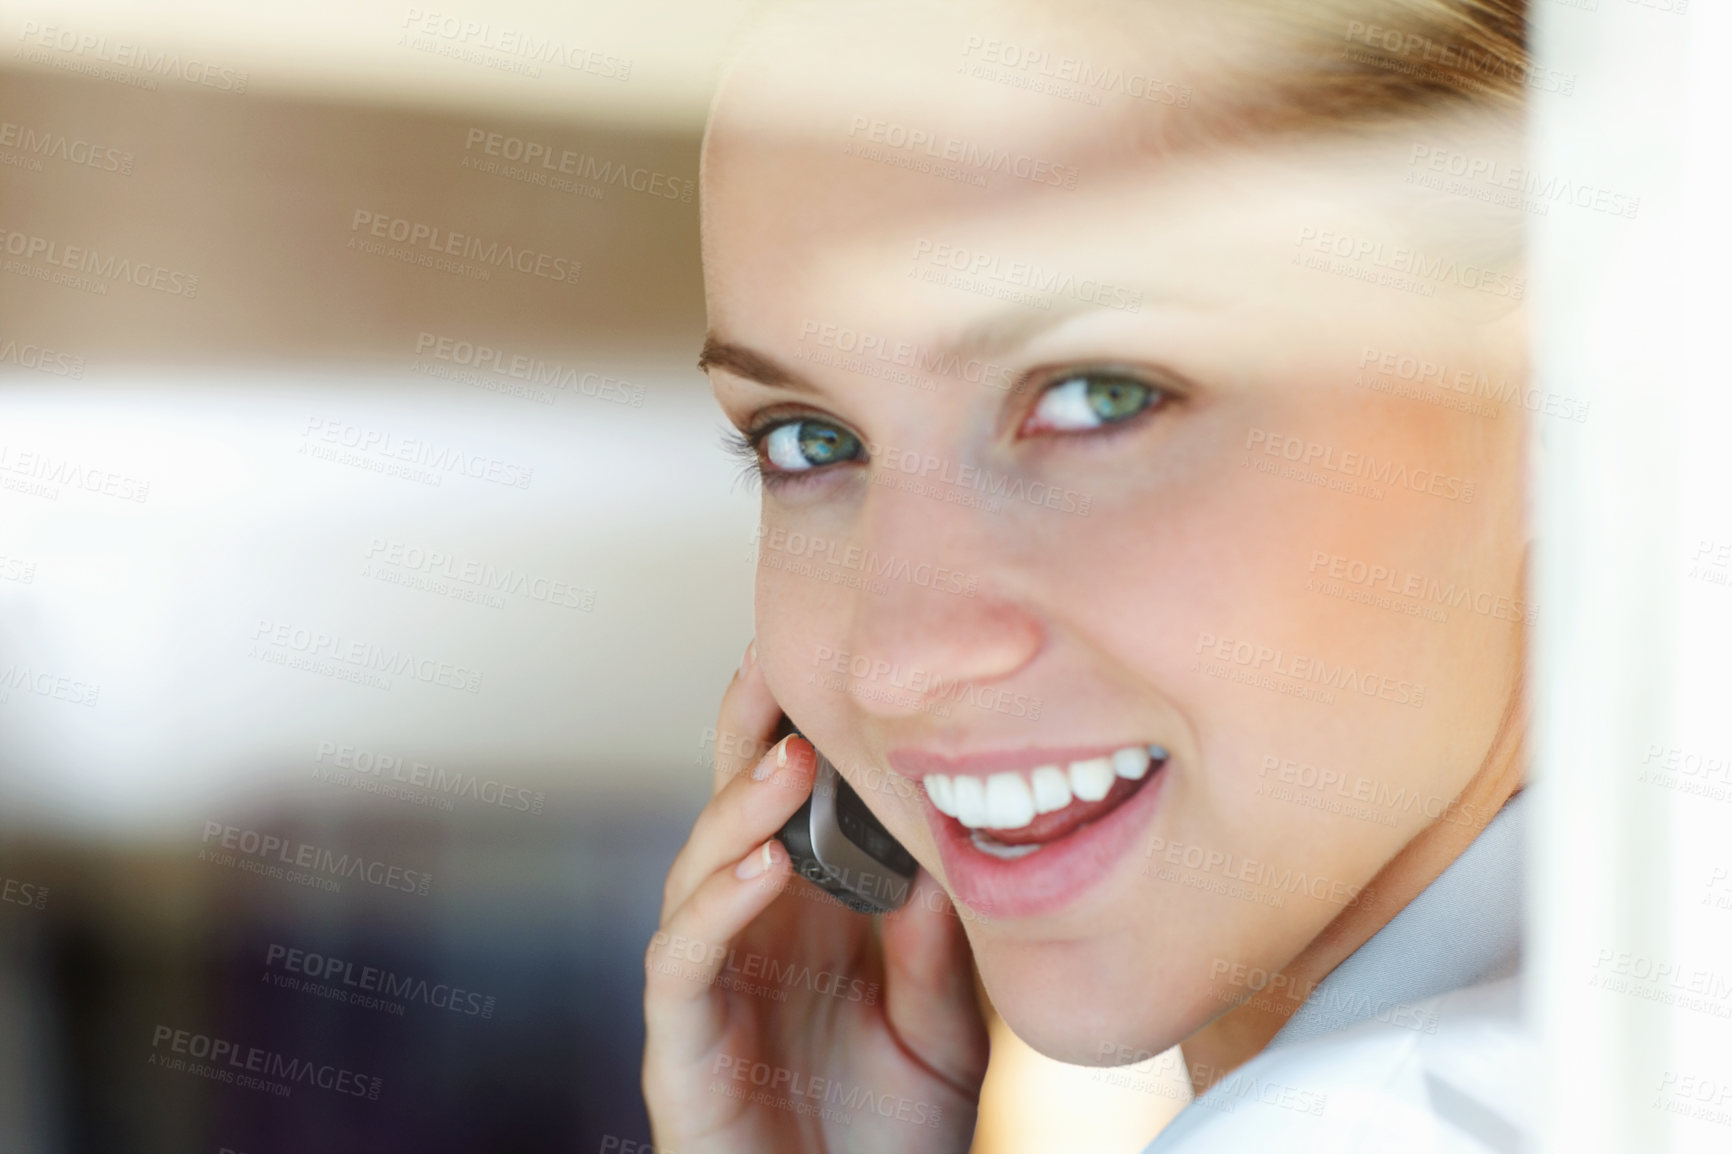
[1044,403,1519,856]
[755,555,847,718]
[754,549,938,857]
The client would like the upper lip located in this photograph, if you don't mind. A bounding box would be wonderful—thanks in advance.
[887,743,1152,780]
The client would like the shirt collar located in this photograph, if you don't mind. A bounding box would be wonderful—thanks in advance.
[1266,788,1527,1050]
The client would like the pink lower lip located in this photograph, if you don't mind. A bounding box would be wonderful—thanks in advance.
[926,761,1170,920]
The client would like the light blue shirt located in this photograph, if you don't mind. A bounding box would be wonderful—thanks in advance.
[1143,790,1529,1153]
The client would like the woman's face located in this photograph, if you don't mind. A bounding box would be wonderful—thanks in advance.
[701,0,1526,1064]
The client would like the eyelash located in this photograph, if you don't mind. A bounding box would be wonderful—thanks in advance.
[723,409,868,495]
[722,427,776,494]
[726,369,1171,493]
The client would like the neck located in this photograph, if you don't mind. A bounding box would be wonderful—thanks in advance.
[1178,682,1527,1097]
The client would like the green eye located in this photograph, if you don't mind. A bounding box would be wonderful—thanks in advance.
[1085,376,1150,421]
[764,419,862,471]
[1029,373,1158,432]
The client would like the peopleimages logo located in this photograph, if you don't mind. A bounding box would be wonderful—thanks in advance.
[349,210,581,285]
[1257,753,1491,831]
[1405,144,1640,220]
[265,943,497,1018]
[797,319,1016,391]
[1246,428,1477,504]
[399,8,632,80]
[16,21,250,92]
[300,417,534,490]
[0,444,150,502]
[250,618,485,695]
[1306,549,1533,625]
[1341,20,1575,95]
[1145,834,1371,908]
[462,129,692,201]
[148,1025,381,1099]
[909,238,1142,313]
[314,739,546,814]
[0,333,84,378]
[0,663,101,707]
[412,332,644,407]
[1193,630,1426,709]
[753,526,979,598]
[0,227,199,296]
[811,644,1042,719]
[1,876,49,910]
[865,439,1093,516]
[364,537,596,611]
[0,553,36,584]
[958,35,1193,107]
[710,1053,944,1128]
[1293,226,1524,299]
[648,932,880,1006]
[1357,345,1589,423]
[200,821,433,895]
[846,115,1079,190]
[0,120,135,174]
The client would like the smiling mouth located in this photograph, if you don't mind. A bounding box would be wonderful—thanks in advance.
[923,744,1170,858]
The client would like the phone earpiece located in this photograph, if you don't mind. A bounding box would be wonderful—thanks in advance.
[773,718,916,914]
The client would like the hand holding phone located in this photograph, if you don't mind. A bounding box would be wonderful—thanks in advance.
[773,715,918,915]
[642,647,989,1154]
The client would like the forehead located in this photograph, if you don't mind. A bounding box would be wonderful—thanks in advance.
[700,0,1520,357]
[700,0,1239,249]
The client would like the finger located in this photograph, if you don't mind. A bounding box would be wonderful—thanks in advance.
[661,734,815,925]
[878,871,992,1098]
[645,836,792,1024]
[642,836,793,1132]
[712,637,784,794]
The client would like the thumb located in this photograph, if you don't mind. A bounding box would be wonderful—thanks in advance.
[879,870,991,1098]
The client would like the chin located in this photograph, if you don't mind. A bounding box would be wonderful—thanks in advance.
[973,937,1198,1068]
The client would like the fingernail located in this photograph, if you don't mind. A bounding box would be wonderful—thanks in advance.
[735,840,777,879]
[738,638,756,678]
[752,735,789,781]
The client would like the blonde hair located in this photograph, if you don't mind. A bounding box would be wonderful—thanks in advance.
[1219,0,1529,132]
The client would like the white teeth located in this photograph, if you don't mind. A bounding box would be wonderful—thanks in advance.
[924,774,957,817]
[1111,746,1152,780]
[1068,757,1115,801]
[951,775,988,827]
[970,829,1042,860]
[1031,766,1072,813]
[924,744,1160,832]
[984,772,1036,829]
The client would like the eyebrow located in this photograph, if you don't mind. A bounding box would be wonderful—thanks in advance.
[698,300,1103,394]
[697,336,817,394]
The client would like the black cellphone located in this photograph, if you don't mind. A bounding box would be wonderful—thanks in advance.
[772,716,917,915]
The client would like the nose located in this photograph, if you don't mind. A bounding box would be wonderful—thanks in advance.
[837,484,1044,719]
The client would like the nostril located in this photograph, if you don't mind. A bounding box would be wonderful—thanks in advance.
[837,598,1045,719]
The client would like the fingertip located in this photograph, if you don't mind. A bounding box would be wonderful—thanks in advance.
[783,733,816,774]
[750,734,789,781]
[750,733,816,791]
[735,841,793,907]
[733,837,781,880]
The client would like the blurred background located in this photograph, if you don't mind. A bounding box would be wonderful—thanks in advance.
[8,2,1730,1152]
[0,2,1189,1151]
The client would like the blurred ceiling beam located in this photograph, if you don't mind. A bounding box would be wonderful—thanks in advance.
[0,64,708,365]
[2,0,754,132]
